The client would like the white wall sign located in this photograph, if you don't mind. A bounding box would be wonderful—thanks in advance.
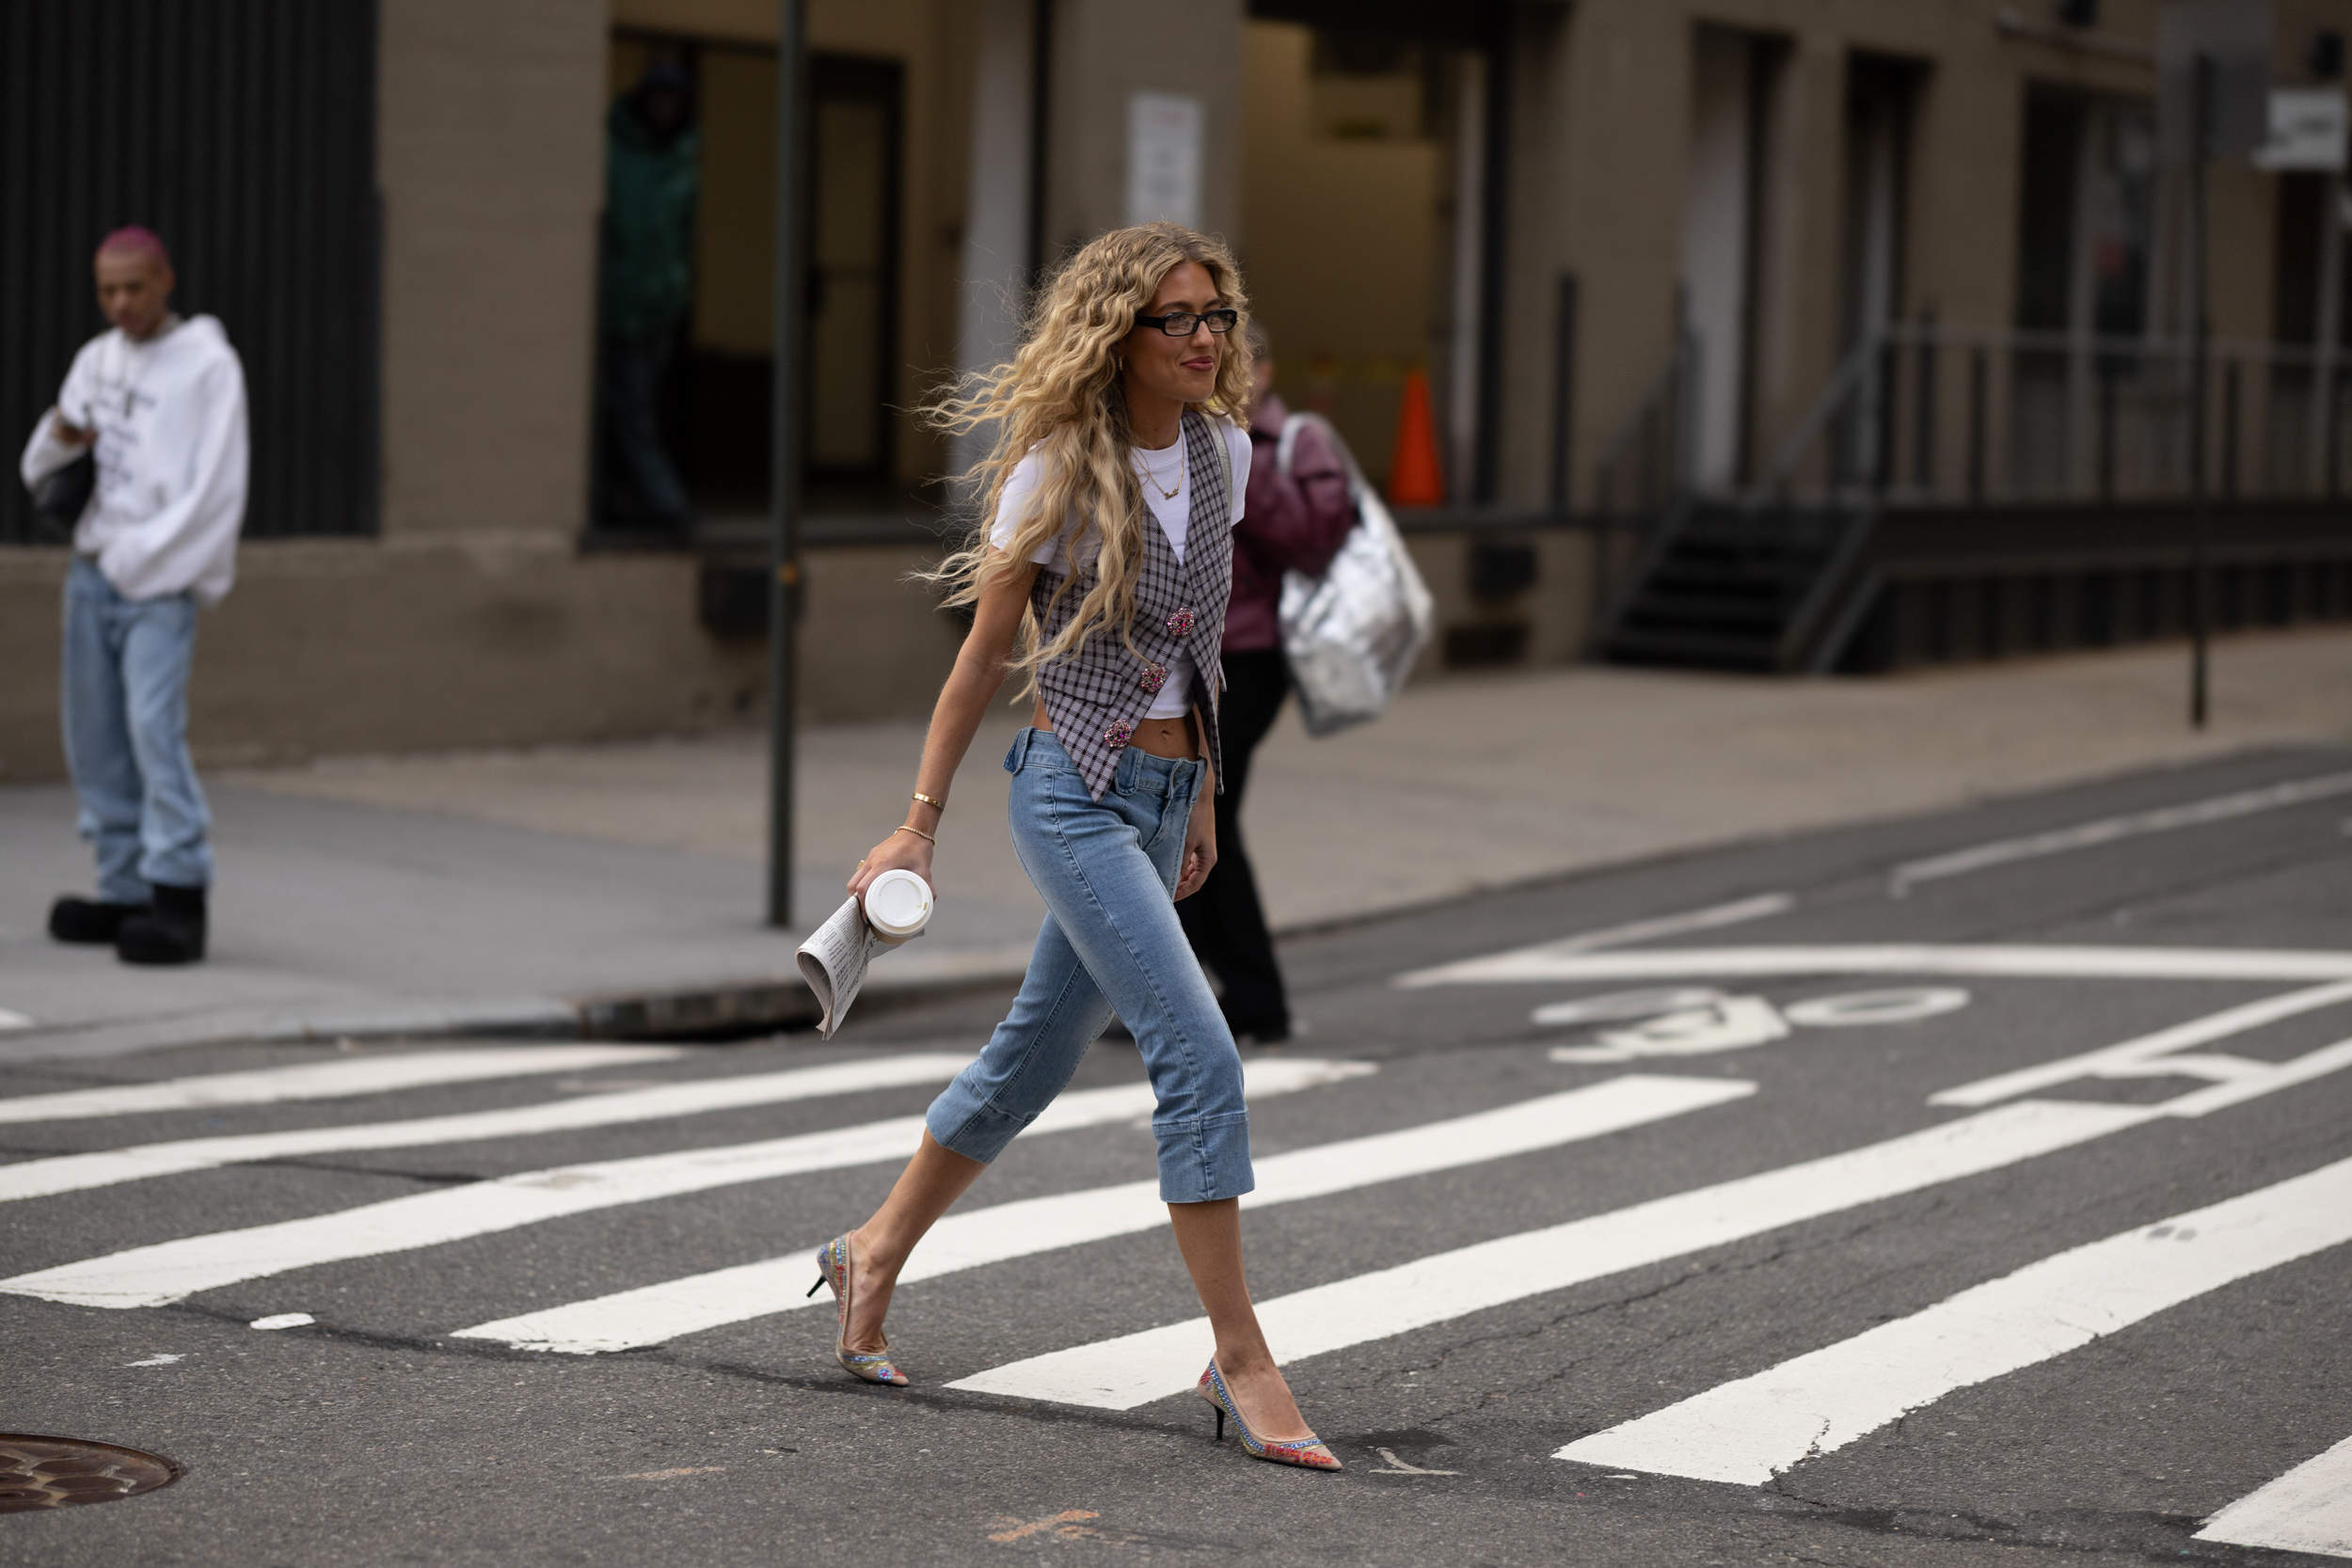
[1125,91,1203,229]
[2254,87,2347,171]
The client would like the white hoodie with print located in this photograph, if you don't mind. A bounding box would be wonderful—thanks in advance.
[18,314,248,606]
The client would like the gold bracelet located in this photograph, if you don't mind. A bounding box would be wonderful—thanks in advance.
[893,823,938,845]
[912,790,946,813]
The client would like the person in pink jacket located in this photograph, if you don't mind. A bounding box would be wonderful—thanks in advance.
[1176,324,1356,1043]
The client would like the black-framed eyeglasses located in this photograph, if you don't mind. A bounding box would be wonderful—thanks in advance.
[1134,308,1239,338]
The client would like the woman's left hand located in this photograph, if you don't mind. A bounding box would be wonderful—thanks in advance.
[1174,792,1216,899]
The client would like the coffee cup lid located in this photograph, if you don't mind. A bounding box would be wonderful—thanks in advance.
[864,869,933,939]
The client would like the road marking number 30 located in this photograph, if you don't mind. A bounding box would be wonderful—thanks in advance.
[1542,988,1970,1063]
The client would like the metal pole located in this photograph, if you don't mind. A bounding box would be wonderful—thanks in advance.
[1550,272,1578,515]
[767,0,808,927]
[1967,344,1987,505]
[2222,356,2241,498]
[2312,170,2344,491]
[1912,311,1938,493]
[2098,357,2117,503]
[2187,52,2212,731]
[1025,0,1055,282]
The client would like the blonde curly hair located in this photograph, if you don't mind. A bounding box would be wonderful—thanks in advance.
[923,222,1253,679]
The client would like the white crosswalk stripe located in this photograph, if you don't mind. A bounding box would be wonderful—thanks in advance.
[945,1099,2154,1408]
[0,1052,977,1202]
[1396,942,2352,989]
[0,1058,1371,1308]
[2196,1433,2352,1558]
[1886,768,2352,894]
[8,943,2347,1540]
[1931,977,2352,1108]
[1553,1156,2352,1483]
[454,1073,1755,1353]
[0,1044,686,1125]
[948,1003,2352,1412]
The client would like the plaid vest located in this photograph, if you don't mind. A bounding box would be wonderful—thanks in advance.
[1030,408,1234,800]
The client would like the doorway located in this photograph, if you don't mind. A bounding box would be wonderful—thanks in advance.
[2010,86,2155,497]
[1240,6,1498,497]
[597,33,906,533]
[1680,26,1781,493]
[1838,53,1923,487]
[2268,169,2352,489]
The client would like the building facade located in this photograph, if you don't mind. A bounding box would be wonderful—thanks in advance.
[1,0,2344,776]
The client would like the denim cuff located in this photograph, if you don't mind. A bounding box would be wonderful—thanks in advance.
[1153,1110,1254,1204]
[926,1094,1035,1167]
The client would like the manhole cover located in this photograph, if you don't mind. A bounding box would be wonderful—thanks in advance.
[0,1435,180,1513]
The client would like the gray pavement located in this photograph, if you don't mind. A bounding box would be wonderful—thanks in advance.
[0,782,1039,1060]
[3,744,2350,1564]
[4,628,2347,1059]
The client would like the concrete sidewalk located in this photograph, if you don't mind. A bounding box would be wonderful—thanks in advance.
[5,629,2347,1060]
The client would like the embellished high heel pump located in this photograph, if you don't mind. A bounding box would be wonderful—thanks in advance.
[1197,1360,1340,1470]
[807,1234,909,1386]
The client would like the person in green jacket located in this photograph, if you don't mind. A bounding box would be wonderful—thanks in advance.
[596,61,698,535]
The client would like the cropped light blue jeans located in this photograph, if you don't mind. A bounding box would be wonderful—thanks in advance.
[925,728,1253,1203]
[61,558,213,901]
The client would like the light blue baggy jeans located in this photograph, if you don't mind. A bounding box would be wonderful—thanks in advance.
[925,728,1253,1203]
[61,557,214,901]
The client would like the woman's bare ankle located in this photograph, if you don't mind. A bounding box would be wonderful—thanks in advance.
[847,1226,902,1278]
[1214,1344,1278,1379]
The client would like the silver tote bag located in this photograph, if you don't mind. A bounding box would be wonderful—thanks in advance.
[1274,412,1437,737]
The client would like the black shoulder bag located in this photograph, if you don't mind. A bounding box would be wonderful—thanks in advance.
[30,451,96,541]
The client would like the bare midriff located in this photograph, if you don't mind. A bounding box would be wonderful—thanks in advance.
[1031,699,1199,760]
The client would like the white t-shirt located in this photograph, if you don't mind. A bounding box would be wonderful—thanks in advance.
[988,420,1251,718]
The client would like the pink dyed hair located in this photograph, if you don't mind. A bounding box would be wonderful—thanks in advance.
[97,226,171,270]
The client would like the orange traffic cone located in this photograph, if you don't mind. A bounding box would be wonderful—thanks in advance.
[1387,369,1446,506]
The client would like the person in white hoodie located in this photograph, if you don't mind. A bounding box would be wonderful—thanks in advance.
[19,227,248,965]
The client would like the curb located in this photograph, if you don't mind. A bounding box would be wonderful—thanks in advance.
[573,959,1028,1040]
[0,956,1034,1064]
[573,946,1035,1040]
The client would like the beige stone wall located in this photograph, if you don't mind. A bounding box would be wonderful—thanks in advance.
[0,0,960,783]
[1041,0,1246,258]
[0,555,67,781]
[379,0,604,539]
[1401,530,1600,682]
[1493,0,2341,510]
[9,0,2344,785]
[0,532,963,779]
[0,543,752,777]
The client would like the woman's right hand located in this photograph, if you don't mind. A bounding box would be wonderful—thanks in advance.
[849,825,933,901]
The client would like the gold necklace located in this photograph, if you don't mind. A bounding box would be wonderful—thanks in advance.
[1134,445,1182,500]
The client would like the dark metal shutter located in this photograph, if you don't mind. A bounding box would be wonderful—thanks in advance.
[0,0,379,546]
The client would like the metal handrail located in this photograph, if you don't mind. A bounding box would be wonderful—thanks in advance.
[1591,335,1693,515]
[1744,333,1881,507]
[1881,320,2345,367]
[1737,318,2352,511]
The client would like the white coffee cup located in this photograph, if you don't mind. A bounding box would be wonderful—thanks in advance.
[863,869,933,945]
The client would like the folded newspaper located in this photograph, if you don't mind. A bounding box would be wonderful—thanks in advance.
[795,871,932,1038]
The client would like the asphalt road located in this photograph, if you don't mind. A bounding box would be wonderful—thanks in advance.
[4,743,2351,1567]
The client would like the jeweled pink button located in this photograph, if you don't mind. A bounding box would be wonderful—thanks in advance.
[1137,661,1168,693]
[1166,608,1198,638]
[1102,721,1135,748]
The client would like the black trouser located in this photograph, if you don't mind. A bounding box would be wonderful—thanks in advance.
[1180,649,1292,1039]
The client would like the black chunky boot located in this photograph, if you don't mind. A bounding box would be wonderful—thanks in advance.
[117,883,207,966]
[49,895,149,945]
